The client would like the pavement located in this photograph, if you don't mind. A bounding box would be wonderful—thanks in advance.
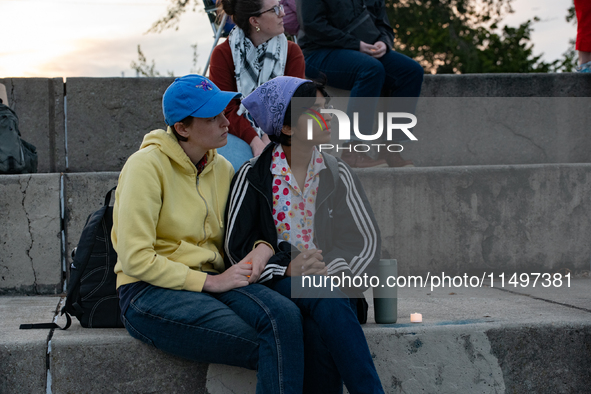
[2,277,590,393]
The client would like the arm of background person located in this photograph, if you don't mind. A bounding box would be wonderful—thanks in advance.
[299,0,360,50]
[285,41,306,78]
[367,0,395,49]
[209,42,259,145]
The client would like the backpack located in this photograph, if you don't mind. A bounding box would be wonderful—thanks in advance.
[20,186,122,330]
[62,186,123,328]
[0,103,38,174]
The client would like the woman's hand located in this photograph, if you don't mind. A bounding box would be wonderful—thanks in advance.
[239,243,274,283]
[250,136,270,157]
[286,249,327,276]
[360,41,387,58]
[360,41,378,56]
[202,261,252,293]
[371,41,387,58]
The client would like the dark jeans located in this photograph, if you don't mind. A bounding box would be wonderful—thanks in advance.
[268,277,385,394]
[122,283,304,394]
[305,47,424,143]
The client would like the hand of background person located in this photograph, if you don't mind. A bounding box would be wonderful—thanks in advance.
[371,41,388,58]
[202,261,252,293]
[286,249,327,276]
[238,243,274,284]
[250,136,270,157]
[261,133,271,146]
[359,41,379,56]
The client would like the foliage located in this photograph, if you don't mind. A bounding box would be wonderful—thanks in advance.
[130,45,173,77]
[131,44,201,77]
[148,0,202,33]
[384,0,574,73]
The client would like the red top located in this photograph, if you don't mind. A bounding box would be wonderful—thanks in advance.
[209,39,306,144]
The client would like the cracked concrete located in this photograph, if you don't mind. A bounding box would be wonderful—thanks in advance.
[20,176,38,294]
[0,174,62,294]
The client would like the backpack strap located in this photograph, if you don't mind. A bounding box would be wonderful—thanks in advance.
[104,186,116,206]
[20,312,72,330]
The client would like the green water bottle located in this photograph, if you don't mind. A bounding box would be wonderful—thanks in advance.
[373,259,398,324]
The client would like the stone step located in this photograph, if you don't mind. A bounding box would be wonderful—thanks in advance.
[2,164,591,295]
[2,279,590,393]
[1,74,590,173]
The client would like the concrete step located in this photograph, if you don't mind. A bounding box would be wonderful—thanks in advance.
[1,74,590,173]
[2,279,590,393]
[2,165,591,295]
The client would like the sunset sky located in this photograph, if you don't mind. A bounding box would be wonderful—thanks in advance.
[0,0,577,78]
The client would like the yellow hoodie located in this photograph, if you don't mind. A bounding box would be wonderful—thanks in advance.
[112,128,234,292]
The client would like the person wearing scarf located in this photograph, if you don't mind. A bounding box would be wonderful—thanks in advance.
[209,0,305,170]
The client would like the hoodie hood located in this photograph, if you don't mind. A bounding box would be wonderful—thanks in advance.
[139,128,219,176]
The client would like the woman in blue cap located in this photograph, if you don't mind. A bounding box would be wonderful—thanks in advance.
[112,75,304,394]
[225,76,385,393]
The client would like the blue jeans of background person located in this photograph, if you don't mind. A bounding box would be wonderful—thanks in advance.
[122,283,304,394]
[304,48,424,143]
[217,133,253,171]
[268,277,384,394]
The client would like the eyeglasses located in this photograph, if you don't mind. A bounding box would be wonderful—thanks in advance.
[255,4,283,16]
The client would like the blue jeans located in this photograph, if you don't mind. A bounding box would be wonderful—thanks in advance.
[305,48,424,142]
[268,277,384,394]
[122,283,304,394]
[217,133,253,171]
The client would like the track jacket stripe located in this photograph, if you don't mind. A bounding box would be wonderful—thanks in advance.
[224,162,251,265]
[338,163,377,276]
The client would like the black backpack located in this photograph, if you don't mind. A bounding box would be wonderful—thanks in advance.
[62,186,123,328]
[0,103,38,174]
[20,187,122,330]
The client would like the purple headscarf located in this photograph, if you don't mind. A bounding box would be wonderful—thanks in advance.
[241,76,310,137]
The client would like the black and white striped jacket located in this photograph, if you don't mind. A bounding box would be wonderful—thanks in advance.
[224,144,381,287]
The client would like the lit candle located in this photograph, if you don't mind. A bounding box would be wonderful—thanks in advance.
[410,313,422,323]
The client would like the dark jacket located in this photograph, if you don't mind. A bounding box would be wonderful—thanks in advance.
[224,144,381,291]
[296,0,395,53]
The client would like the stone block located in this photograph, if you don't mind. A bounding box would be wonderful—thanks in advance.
[487,324,591,394]
[404,97,591,166]
[0,296,60,393]
[50,323,209,394]
[421,73,591,97]
[0,174,62,294]
[0,78,66,173]
[358,164,591,276]
[65,77,174,172]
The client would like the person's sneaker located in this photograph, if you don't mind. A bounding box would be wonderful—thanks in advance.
[341,151,389,168]
[379,151,415,167]
[576,61,591,73]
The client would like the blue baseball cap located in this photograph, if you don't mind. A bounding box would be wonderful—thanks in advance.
[162,75,241,125]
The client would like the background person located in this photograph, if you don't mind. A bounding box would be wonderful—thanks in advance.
[575,0,591,72]
[296,0,424,168]
[209,0,305,170]
[225,76,384,393]
[112,74,305,394]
